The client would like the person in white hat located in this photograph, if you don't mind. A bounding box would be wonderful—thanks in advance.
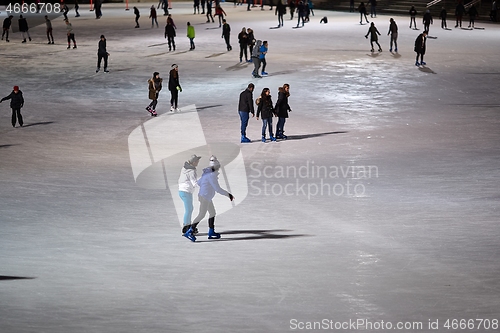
[183,155,234,241]
[178,154,202,239]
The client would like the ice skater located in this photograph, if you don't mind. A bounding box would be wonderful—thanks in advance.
[18,15,31,43]
[238,27,249,62]
[455,1,465,28]
[414,30,427,66]
[440,6,447,29]
[134,7,140,28]
[183,155,234,242]
[296,1,307,27]
[358,2,369,24]
[259,40,269,76]
[251,40,263,78]
[150,5,159,28]
[65,19,77,49]
[409,5,417,29]
[2,15,13,42]
[276,0,286,27]
[215,5,226,27]
[0,86,24,128]
[423,9,433,33]
[289,0,295,20]
[206,0,214,22]
[222,19,231,51]
[275,83,291,140]
[96,35,109,73]
[179,154,201,236]
[193,0,200,14]
[247,28,255,59]
[146,72,162,116]
[75,0,80,17]
[45,16,54,44]
[365,22,382,52]
[165,19,176,51]
[187,22,195,50]
[256,87,276,142]
[388,18,398,52]
[238,83,255,143]
[468,5,478,28]
[369,0,377,18]
[168,64,181,112]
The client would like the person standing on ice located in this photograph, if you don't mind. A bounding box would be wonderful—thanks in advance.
[365,22,382,52]
[423,9,433,33]
[256,87,276,143]
[2,15,13,42]
[274,83,292,140]
[183,155,234,242]
[409,5,417,29]
[387,18,398,53]
[134,7,140,28]
[0,86,24,128]
[168,64,181,112]
[96,35,109,73]
[238,83,255,143]
[179,155,202,236]
[18,15,31,43]
[146,72,162,116]
[414,30,427,66]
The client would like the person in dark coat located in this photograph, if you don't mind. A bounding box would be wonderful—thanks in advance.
[168,64,181,112]
[387,18,398,52]
[45,15,54,44]
[414,30,427,66]
[2,15,13,42]
[247,28,255,60]
[468,5,478,28]
[150,5,159,27]
[296,1,306,27]
[96,35,109,73]
[134,7,140,28]
[1,86,25,128]
[423,9,433,33]
[238,83,255,143]
[165,19,176,51]
[94,0,102,19]
[289,0,296,20]
[276,0,286,27]
[238,27,249,62]
[455,1,465,27]
[146,72,162,116]
[439,6,448,29]
[365,22,382,52]
[206,0,214,22]
[409,5,417,29]
[18,15,31,43]
[275,84,291,140]
[369,0,377,18]
[222,19,231,51]
[358,2,369,25]
[256,88,276,142]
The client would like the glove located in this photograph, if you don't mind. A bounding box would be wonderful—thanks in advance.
[176,86,182,92]
[228,193,234,201]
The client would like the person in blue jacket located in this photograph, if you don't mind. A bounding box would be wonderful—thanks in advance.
[183,156,234,242]
[259,40,268,76]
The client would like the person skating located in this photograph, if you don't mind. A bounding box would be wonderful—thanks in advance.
[369,0,376,18]
[2,15,13,42]
[276,0,286,27]
[18,15,31,43]
[0,86,24,128]
[215,5,226,27]
[65,19,77,49]
[238,83,255,143]
[296,1,306,27]
[206,0,215,22]
[423,9,433,33]
[358,2,369,25]
[365,22,382,52]
[468,5,478,28]
[169,64,181,112]
[96,35,109,73]
[275,83,291,140]
[62,2,69,20]
[455,1,465,28]
[165,19,176,51]
[146,72,162,116]
[414,30,428,66]
[179,155,202,237]
[222,19,231,51]
[187,22,195,50]
[184,155,234,242]
[289,0,296,19]
[256,88,276,142]
[193,0,200,14]
[259,40,269,75]
[45,16,54,44]
[150,5,159,28]
[247,28,255,60]
[134,7,140,28]
[409,5,417,29]
[201,0,206,14]
[75,0,80,17]
[251,39,263,78]
[388,18,398,52]
[440,6,448,29]
[238,27,249,62]
[94,0,103,19]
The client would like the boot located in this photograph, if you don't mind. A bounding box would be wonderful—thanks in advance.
[191,222,199,235]
[182,225,190,234]
[183,227,196,242]
[208,217,220,239]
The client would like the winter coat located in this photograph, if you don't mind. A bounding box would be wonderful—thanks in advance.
[150,7,157,18]
[187,25,195,38]
[18,17,28,32]
[256,95,274,119]
[259,44,267,60]
[134,7,140,17]
[276,1,286,15]
[251,40,262,58]
[1,90,24,109]
[215,6,226,16]
[238,31,248,45]
[366,26,380,41]
[198,167,229,201]
[414,33,426,54]
[3,17,12,29]
[423,12,433,24]
[440,9,447,19]
[468,6,478,17]
[98,39,107,56]
[222,22,230,37]
[359,4,367,14]
[178,162,199,193]
[388,21,398,34]
[455,3,465,16]
[148,77,162,100]
[168,69,180,91]
[409,7,417,17]
[238,88,255,114]
[274,88,291,118]
[165,23,176,38]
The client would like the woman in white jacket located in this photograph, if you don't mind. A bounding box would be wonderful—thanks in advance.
[178,155,201,237]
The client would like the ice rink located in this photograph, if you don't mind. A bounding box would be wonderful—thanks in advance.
[1,2,499,332]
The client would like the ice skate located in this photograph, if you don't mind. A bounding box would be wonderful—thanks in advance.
[183,227,196,242]
[208,228,221,239]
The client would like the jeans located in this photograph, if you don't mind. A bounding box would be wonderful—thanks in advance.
[261,117,273,137]
[252,57,261,76]
[390,33,398,50]
[189,37,195,49]
[179,191,194,226]
[239,111,250,136]
[276,117,286,136]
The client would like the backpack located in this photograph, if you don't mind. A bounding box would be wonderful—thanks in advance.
[251,40,263,58]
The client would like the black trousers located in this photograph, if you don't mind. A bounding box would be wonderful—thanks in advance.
[224,35,231,50]
[12,108,23,127]
[170,89,179,108]
[239,44,248,60]
[97,53,108,69]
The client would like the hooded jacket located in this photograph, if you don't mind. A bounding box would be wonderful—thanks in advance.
[197,167,229,201]
[274,87,291,118]
[1,90,24,109]
[178,162,199,193]
[148,77,162,100]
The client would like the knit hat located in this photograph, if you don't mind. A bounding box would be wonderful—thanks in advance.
[209,155,220,170]
[171,64,178,69]
[188,154,202,164]
[13,86,19,92]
